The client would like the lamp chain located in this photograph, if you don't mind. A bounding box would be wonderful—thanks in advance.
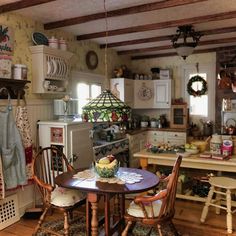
[104,0,108,85]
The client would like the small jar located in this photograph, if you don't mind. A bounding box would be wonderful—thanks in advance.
[210,134,222,154]
[48,36,59,49]
[59,38,67,51]
[13,64,27,80]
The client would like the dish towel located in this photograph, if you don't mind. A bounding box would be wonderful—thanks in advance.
[15,95,33,180]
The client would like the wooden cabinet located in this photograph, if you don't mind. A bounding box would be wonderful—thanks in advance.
[170,104,189,129]
[153,80,172,108]
[127,132,147,168]
[110,78,134,107]
[30,45,73,94]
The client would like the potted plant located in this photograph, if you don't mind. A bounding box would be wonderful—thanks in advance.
[150,118,157,128]
[141,115,149,128]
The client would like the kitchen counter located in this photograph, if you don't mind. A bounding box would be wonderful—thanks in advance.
[126,127,187,135]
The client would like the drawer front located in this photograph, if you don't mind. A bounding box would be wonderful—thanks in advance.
[167,138,186,146]
[166,132,186,138]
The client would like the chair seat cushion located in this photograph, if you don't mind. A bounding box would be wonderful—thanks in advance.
[51,187,86,207]
[127,199,162,218]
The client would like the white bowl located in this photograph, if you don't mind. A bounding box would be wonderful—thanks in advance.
[185,148,199,154]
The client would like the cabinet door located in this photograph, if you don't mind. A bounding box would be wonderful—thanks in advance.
[147,131,165,145]
[124,79,134,108]
[153,80,171,108]
[134,80,154,108]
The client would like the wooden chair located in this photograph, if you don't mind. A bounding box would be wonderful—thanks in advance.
[200,176,236,234]
[32,147,86,236]
[122,155,182,236]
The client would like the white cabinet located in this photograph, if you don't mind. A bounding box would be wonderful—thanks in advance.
[147,130,186,146]
[127,132,147,168]
[153,80,172,108]
[133,80,154,109]
[166,131,186,146]
[110,78,134,107]
[38,120,93,169]
[147,131,165,145]
[30,45,73,94]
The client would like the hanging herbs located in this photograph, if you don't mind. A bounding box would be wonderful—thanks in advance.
[187,75,208,97]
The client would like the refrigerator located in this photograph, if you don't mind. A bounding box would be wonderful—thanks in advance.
[38,120,93,169]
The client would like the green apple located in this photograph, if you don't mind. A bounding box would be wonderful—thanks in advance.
[185,143,190,149]
[190,144,197,150]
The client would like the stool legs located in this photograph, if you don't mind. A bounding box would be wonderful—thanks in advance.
[200,186,214,223]
[226,189,232,234]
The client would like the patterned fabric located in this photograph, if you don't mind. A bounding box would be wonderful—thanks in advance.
[51,187,86,207]
[15,102,33,180]
[0,157,5,199]
[127,199,162,218]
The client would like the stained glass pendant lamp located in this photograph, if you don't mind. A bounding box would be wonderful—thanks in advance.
[82,0,131,122]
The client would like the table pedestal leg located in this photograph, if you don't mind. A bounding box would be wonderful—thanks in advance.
[87,193,99,236]
[140,158,148,170]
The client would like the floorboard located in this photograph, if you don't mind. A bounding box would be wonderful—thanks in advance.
[0,199,235,236]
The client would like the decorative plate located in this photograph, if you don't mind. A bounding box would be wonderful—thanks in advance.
[138,82,153,100]
[32,32,49,46]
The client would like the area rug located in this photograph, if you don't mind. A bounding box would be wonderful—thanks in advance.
[36,216,179,236]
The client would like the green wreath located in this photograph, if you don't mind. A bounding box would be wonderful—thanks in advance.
[187,75,208,97]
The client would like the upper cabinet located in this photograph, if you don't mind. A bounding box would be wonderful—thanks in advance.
[153,80,172,109]
[110,78,134,108]
[30,45,74,94]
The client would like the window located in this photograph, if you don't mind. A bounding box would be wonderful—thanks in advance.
[77,82,101,115]
[189,73,208,116]
[182,64,215,123]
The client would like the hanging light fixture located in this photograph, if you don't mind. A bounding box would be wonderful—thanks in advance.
[172,25,202,60]
[82,0,131,122]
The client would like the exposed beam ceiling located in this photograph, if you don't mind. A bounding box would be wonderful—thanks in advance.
[100,26,236,49]
[44,0,207,30]
[0,0,56,14]
[77,10,236,40]
[117,37,236,55]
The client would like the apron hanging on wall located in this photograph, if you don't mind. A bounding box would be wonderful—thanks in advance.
[0,89,27,190]
[15,94,33,180]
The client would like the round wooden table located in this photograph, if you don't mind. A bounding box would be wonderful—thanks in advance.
[55,167,159,236]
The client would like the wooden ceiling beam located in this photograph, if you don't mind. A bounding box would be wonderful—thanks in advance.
[0,0,56,13]
[44,0,206,30]
[77,10,236,40]
[100,26,236,48]
[131,48,218,60]
[118,37,236,55]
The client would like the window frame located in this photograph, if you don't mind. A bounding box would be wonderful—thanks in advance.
[182,64,216,123]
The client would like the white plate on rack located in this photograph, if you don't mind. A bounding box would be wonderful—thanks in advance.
[51,59,57,76]
[47,61,51,75]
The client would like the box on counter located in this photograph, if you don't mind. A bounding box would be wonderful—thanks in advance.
[0,55,12,79]
[160,69,172,80]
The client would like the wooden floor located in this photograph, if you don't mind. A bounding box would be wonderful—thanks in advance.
[1,199,236,236]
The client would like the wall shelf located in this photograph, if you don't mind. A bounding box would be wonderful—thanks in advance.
[0,78,30,99]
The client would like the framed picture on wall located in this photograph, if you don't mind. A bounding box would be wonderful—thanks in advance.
[0,25,14,55]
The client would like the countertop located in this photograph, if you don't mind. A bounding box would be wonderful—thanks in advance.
[126,127,188,135]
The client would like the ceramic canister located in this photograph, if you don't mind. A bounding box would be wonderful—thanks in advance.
[210,134,222,154]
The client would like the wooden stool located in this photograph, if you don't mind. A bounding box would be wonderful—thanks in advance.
[200,177,236,233]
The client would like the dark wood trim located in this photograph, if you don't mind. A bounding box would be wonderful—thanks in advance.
[117,37,236,55]
[44,0,206,30]
[77,10,236,40]
[0,78,30,99]
[131,48,218,60]
[0,0,56,13]
[100,26,236,49]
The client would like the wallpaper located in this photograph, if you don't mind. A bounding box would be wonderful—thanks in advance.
[0,12,128,99]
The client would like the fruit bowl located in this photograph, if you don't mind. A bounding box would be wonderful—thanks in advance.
[95,156,120,178]
[185,148,199,154]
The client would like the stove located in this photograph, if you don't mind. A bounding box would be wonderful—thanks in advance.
[93,138,129,167]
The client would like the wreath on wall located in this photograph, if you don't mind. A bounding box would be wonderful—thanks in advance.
[187,75,208,97]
